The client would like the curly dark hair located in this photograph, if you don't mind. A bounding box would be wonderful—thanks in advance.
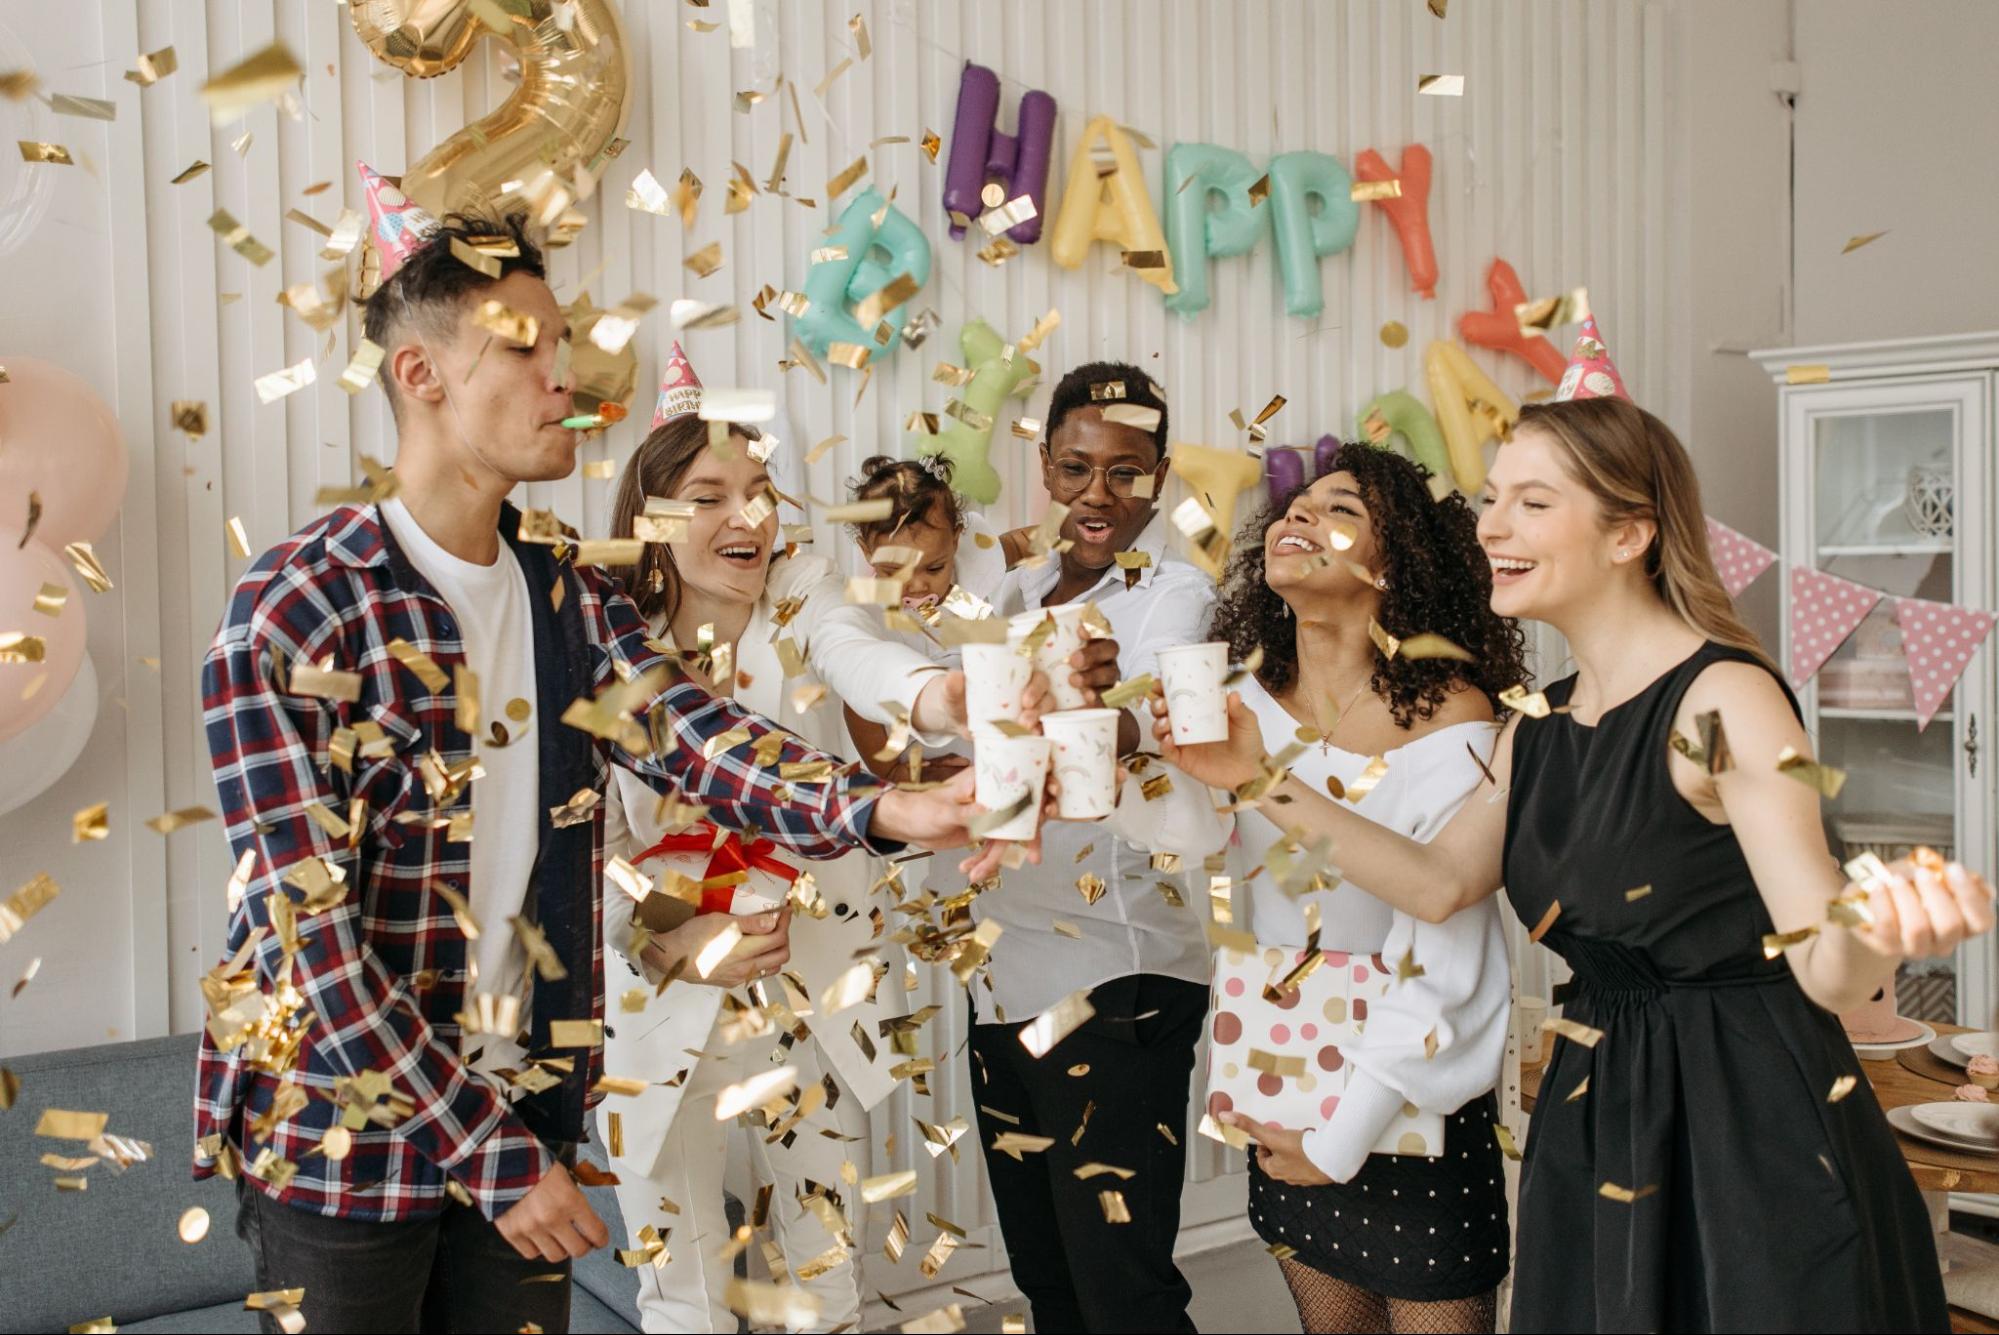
[1208,441,1528,727]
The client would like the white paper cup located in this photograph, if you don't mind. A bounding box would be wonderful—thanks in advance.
[972,733,1054,842]
[1008,604,1092,711]
[1041,708,1121,820]
[960,642,1033,736]
[1156,641,1230,744]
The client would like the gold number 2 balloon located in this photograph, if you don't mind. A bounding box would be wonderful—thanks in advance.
[349,0,630,220]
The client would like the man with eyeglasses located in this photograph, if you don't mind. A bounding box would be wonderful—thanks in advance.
[968,361,1219,1333]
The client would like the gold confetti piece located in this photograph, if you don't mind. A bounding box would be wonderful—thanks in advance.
[199,42,302,123]
[35,1108,107,1140]
[0,873,59,945]
[17,140,73,165]
[550,1018,603,1048]
[383,638,448,692]
[1625,884,1652,903]
[226,517,251,558]
[1515,287,1592,337]
[1491,1124,1524,1161]
[1418,74,1465,96]
[813,57,853,99]
[849,12,872,58]
[1399,632,1473,661]
[208,208,274,266]
[1786,364,1831,386]
[144,806,216,835]
[0,70,38,100]
[472,299,538,348]
[1246,1048,1306,1078]
[1762,926,1818,958]
[69,802,108,844]
[1019,990,1095,1058]
[125,45,178,85]
[1075,873,1107,907]
[1345,754,1390,802]
[0,631,45,663]
[1100,403,1163,433]
[178,1206,211,1243]
[253,358,315,404]
[682,240,725,278]
[1097,1190,1132,1224]
[1527,900,1561,943]
[1542,1016,1604,1048]
[626,168,673,216]
[1598,1181,1660,1204]
[1354,178,1405,203]
[1379,319,1409,348]
[862,1169,919,1203]
[31,581,65,617]
[1498,684,1552,718]
[827,154,868,201]
[169,400,209,438]
[49,93,115,121]
[509,914,568,982]
[1775,745,1846,798]
[1841,230,1888,254]
[921,128,942,162]
[168,160,211,186]
[335,339,385,395]
[290,659,362,702]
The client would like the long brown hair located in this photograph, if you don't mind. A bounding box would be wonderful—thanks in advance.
[607,415,763,626]
[1515,397,1772,670]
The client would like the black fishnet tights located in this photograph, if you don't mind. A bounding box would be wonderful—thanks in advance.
[1277,1256,1497,1334]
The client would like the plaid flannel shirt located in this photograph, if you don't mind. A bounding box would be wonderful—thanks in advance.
[194,502,894,1222]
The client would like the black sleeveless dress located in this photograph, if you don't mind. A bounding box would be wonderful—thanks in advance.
[1503,642,1948,1333]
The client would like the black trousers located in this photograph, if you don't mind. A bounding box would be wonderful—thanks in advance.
[233,1174,572,1334]
[970,973,1207,1334]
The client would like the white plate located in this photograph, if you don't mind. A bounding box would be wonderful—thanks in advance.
[1932,1035,1973,1068]
[1951,1032,1999,1061]
[1854,1019,1936,1060]
[1888,1105,1999,1156]
[1913,1101,1999,1144]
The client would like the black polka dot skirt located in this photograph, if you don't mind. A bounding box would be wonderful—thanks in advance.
[1246,1094,1510,1303]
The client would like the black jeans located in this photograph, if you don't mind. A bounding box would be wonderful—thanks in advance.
[970,973,1207,1334]
[233,1174,572,1334]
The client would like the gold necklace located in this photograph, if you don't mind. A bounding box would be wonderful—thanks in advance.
[1288,674,1374,753]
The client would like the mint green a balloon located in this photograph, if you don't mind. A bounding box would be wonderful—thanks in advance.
[1358,390,1451,480]
[911,319,1033,504]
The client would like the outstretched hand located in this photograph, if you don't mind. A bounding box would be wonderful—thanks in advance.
[869,764,1056,881]
[1849,851,1995,961]
[1151,690,1267,790]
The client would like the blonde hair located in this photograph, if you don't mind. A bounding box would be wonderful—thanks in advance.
[1515,397,1774,671]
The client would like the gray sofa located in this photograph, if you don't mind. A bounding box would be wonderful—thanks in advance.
[0,1034,644,1333]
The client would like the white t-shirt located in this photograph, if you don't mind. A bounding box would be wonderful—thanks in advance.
[380,498,540,1076]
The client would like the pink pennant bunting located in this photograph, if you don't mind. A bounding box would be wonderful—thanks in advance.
[1893,597,1997,730]
[1788,567,1883,688]
[1705,516,1778,599]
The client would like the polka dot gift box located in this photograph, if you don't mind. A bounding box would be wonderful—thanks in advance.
[1204,943,1444,1157]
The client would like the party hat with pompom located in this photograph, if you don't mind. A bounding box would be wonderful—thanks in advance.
[651,341,704,428]
[357,160,439,280]
[1553,315,1630,402]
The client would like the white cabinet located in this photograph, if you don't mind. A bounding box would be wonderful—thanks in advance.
[1752,334,1997,1026]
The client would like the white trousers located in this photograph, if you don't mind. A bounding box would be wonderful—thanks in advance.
[612,1026,870,1333]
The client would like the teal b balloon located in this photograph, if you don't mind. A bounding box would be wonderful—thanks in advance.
[1268,151,1360,318]
[1162,142,1269,317]
[792,187,934,360]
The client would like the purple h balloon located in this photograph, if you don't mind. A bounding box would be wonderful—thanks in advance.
[943,62,1056,244]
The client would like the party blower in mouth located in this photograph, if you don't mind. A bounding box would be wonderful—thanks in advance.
[560,402,629,430]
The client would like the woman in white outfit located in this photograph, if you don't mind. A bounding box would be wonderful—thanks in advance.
[1157,443,1530,1334]
[595,351,961,1333]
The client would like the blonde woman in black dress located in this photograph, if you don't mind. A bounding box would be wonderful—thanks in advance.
[1158,396,1993,1332]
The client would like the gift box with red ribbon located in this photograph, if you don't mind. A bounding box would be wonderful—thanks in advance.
[631,823,799,920]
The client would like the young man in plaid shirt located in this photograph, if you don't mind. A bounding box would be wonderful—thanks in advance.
[197,170,1017,1333]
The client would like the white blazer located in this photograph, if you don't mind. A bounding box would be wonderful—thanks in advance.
[600,555,921,1177]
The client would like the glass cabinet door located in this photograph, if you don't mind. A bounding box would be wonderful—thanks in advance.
[1784,373,1993,1025]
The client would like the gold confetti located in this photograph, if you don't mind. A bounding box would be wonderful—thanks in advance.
[1493,1124,1521,1160]
[1786,364,1832,386]
[550,1018,603,1048]
[1566,1077,1590,1103]
[1625,884,1653,903]
[1842,230,1888,254]
[144,806,216,835]
[921,129,941,162]
[17,140,73,165]
[1498,684,1552,718]
[1400,632,1473,661]
[473,299,538,347]
[1762,926,1818,958]
[1775,746,1846,798]
[1018,990,1094,1058]
[198,42,302,123]
[1542,1016,1604,1048]
[290,658,362,703]
[1527,900,1561,944]
[253,358,315,404]
[1354,179,1404,203]
[849,12,872,58]
[208,208,274,266]
[1598,1181,1660,1204]
[862,1169,919,1203]
[336,339,385,395]
[813,57,853,99]
[177,1206,211,1243]
[125,46,178,86]
[1076,874,1106,906]
[0,874,59,945]
[49,94,115,121]
[35,1107,108,1139]
[1515,287,1592,337]
[1098,1190,1132,1223]
[1417,74,1465,96]
[1379,319,1409,347]
[827,154,868,200]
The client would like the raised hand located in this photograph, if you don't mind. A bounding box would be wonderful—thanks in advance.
[1850,850,1995,961]
[1150,690,1267,790]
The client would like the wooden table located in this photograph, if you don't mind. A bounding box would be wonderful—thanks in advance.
[1520,1020,1999,1193]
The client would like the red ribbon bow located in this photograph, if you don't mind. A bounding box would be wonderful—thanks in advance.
[632,823,798,914]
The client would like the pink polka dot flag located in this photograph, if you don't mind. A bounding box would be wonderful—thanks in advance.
[1704,516,1778,599]
[1788,566,1883,688]
[1893,597,1997,731]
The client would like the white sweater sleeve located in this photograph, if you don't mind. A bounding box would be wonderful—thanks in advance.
[774,554,951,733]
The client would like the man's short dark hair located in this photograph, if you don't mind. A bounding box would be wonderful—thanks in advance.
[1044,360,1169,461]
[361,211,546,417]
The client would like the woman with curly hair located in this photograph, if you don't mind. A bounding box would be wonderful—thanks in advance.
[1195,441,1526,1334]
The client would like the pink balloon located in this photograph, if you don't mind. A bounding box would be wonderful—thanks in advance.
[0,355,128,546]
[0,529,87,744]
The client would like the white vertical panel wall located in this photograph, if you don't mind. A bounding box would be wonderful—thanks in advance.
[0,0,1669,1300]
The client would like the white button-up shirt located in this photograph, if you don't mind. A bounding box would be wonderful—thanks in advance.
[974,511,1219,1023]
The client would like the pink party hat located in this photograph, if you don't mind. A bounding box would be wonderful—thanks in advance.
[650,341,704,428]
[358,160,440,280]
[1553,315,1630,402]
